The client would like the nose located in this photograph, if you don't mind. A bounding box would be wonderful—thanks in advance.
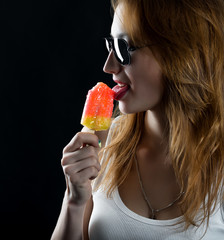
[103,51,122,74]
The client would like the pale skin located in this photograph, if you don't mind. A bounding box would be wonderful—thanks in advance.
[104,3,182,219]
[51,3,181,240]
[51,129,108,240]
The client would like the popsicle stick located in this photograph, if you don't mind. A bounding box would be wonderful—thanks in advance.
[81,126,94,133]
[81,126,102,147]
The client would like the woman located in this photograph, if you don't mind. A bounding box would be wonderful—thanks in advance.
[51,0,224,239]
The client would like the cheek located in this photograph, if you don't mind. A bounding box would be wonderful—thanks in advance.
[120,51,165,113]
[131,61,164,102]
[139,77,164,109]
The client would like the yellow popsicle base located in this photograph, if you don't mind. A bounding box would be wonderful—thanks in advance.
[81,116,111,131]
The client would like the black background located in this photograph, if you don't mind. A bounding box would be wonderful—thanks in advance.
[2,0,112,239]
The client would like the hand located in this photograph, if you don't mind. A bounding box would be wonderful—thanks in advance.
[61,132,101,206]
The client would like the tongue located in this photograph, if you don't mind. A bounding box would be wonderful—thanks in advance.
[112,85,130,100]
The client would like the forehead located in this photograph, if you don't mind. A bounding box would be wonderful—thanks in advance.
[111,4,128,39]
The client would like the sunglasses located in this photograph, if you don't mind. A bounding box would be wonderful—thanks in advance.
[105,37,141,65]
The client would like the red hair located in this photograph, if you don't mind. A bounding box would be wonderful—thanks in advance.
[98,0,224,231]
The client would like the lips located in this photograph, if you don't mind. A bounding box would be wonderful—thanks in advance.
[112,82,130,101]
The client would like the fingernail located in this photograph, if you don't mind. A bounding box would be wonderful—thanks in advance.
[98,140,102,148]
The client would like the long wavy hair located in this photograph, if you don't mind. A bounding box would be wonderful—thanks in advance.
[98,0,224,230]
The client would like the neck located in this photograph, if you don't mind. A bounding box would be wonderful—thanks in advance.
[143,107,167,146]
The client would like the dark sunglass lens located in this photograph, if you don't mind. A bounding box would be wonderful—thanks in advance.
[104,37,131,65]
[114,39,130,65]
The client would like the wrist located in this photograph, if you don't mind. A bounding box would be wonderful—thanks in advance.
[63,189,88,209]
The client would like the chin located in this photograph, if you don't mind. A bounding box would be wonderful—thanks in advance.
[118,100,161,115]
[118,101,133,114]
[118,101,144,114]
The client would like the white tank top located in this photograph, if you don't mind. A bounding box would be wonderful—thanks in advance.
[89,119,224,240]
[89,188,224,240]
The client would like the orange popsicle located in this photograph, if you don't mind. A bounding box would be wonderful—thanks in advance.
[81,82,115,131]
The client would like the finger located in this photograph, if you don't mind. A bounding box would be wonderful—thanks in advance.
[63,157,101,176]
[63,132,99,153]
[62,145,100,166]
[70,167,99,185]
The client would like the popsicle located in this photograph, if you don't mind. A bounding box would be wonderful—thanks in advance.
[81,82,115,131]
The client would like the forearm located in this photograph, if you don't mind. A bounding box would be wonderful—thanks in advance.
[51,191,86,240]
[52,131,99,240]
